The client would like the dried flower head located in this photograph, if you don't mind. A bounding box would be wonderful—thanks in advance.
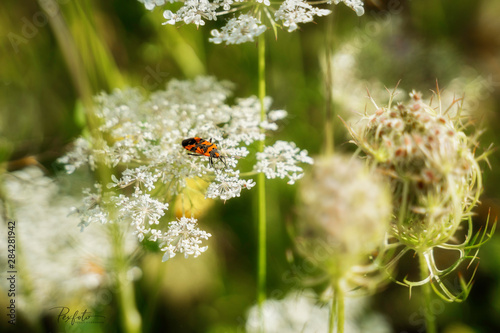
[59,76,313,261]
[297,154,391,288]
[343,87,494,301]
[139,0,364,44]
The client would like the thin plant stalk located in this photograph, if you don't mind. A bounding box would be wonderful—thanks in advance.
[111,223,142,333]
[419,252,437,333]
[329,281,345,333]
[328,289,336,333]
[257,32,267,325]
[323,7,336,156]
[336,287,345,333]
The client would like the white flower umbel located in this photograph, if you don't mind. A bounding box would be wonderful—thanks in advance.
[59,76,312,261]
[275,0,332,32]
[210,14,267,45]
[71,183,110,231]
[117,190,169,241]
[206,170,256,201]
[108,166,160,191]
[255,140,313,185]
[160,217,212,261]
[139,0,365,44]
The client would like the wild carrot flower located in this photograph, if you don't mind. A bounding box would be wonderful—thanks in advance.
[297,154,391,290]
[59,76,313,261]
[138,0,365,44]
[343,88,494,301]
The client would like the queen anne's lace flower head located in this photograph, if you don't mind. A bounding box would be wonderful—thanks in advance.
[343,88,493,301]
[345,90,482,248]
[59,76,313,261]
[139,0,365,44]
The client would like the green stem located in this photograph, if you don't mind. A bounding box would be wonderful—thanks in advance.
[332,282,345,333]
[419,251,437,333]
[257,32,267,325]
[397,179,410,237]
[328,289,336,333]
[324,8,336,156]
[111,224,142,333]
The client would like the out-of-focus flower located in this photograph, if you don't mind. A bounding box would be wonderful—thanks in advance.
[245,290,390,333]
[138,0,365,44]
[297,154,391,289]
[322,17,494,121]
[59,76,312,261]
[0,167,138,317]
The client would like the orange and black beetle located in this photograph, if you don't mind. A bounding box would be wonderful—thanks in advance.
[182,137,227,168]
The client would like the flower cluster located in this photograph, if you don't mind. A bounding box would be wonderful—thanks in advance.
[138,0,365,44]
[60,76,313,261]
[255,140,313,184]
[344,89,492,301]
[160,217,212,261]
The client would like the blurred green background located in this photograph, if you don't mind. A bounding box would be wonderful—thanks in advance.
[1,0,500,332]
